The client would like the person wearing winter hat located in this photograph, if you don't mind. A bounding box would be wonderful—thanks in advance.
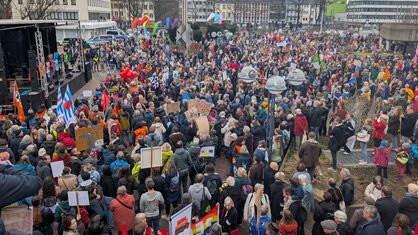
[321,219,339,235]
[372,140,389,178]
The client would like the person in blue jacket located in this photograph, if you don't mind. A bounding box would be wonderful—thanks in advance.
[357,205,385,235]
[250,205,272,235]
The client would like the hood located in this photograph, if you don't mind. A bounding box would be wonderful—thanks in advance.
[175,148,187,155]
[224,186,242,197]
[144,191,161,201]
[37,160,48,168]
[190,183,204,193]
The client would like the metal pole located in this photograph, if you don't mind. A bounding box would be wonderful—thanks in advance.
[78,21,85,73]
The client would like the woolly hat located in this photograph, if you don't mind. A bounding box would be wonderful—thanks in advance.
[380,140,388,149]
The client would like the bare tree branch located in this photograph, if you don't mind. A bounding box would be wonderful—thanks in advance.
[14,0,57,20]
[126,0,145,21]
[0,0,13,19]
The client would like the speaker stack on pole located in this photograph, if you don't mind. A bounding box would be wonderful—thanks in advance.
[0,42,8,105]
[28,50,39,91]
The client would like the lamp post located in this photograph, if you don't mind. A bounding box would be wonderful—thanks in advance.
[239,66,287,162]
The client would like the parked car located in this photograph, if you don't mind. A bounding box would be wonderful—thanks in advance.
[87,35,115,45]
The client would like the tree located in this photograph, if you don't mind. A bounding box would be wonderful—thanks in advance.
[15,0,57,20]
[126,0,145,22]
[0,0,13,19]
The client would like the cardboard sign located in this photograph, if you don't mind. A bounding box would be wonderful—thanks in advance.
[196,100,212,115]
[50,160,65,178]
[195,116,209,138]
[166,101,180,115]
[75,125,104,151]
[68,191,90,206]
[185,107,198,120]
[1,206,33,235]
[82,90,93,98]
[169,203,192,235]
[200,146,215,157]
[140,147,163,169]
[187,99,198,109]
[354,60,362,66]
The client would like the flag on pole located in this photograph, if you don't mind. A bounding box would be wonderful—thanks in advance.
[62,85,76,125]
[101,90,110,111]
[56,81,65,121]
[313,52,319,62]
[152,22,159,35]
[13,82,25,123]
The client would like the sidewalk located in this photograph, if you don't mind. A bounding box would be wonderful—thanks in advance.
[322,148,397,167]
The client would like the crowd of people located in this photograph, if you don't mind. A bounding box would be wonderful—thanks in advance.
[0,28,418,235]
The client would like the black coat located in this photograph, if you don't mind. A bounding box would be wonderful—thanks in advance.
[376,196,399,232]
[399,195,418,227]
[263,167,278,196]
[401,113,417,137]
[312,201,336,235]
[219,186,243,220]
[219,206,238,234]
[270,181,286,222]
[340,178,355,206]
[309,107,323,127]
[100,175,116,198]
[328,124,345,151]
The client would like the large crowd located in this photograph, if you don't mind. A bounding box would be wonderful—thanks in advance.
[0,28,418,235]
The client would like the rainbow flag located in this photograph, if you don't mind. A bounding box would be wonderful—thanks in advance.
[191,204,219,234]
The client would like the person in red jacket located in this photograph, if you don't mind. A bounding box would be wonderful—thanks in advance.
[294,109,308,150]
[372,114,388,154]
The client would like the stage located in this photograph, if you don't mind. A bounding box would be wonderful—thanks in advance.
[20,71,86,111]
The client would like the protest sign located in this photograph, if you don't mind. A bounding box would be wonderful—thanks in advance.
[195,116,209,138]
[1,206,33,235]
[187,99,198,109]
[166,101,180,115]
[169,203,192,235]
[68,191,90,206]
[354,60,362,66]
[200,146,215,157]
[75,125,104,151]
[82,90,92,98]
[50,160,65,178]
[185,107,198,120]
[196,100,212,115]
[141,147,163,169]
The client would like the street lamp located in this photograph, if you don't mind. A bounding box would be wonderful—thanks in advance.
[238,66,259,83]
[286,68,306,86]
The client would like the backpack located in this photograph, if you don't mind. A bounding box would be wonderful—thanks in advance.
[58,205,77,233]
[169,174,180,192]
[294,200,308,224]
[242,184,254,200]
[206,178,219,195]
[193,156,207,174]
[113,166,122,179]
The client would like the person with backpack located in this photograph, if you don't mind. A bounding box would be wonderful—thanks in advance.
[110,151,130,180]
[172,140,193,194]
[53,190,78,235]
[188,174,212,218]
[110,186,135,234]
[283,187,308,235]
[162,163,181,220]
[312,192,337,234]
[204,164,222,208]
[219,176,244,224]
[244,183,271,224]
[249,204,272,235]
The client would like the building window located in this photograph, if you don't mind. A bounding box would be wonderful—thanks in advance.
[63,11,78,20]
[150,13,153,18]
[119,3,123,8]
[55,0,59,5]
[63,0,67,4]
[114,11,118,16]
[149,4,153,9]
[71,0,76,5]
[29,0,34,3]
[18,0,23,3]
[144,5,147,10]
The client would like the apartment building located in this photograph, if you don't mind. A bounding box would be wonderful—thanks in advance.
[214,0,234,24]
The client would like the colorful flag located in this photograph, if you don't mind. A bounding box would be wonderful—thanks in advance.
[101,90,110,111]
[218,14,223,24]
[191,204,219,234]
[165,17,170,29]
[62,85,76,125]
[313,52,319,62]
[56,81,65,121]
[13,82,25,123]
[131,17,139,30]
[172,18,179,29]
[144,25,147,38]
[152,22,159,35]
[138,15,149,26]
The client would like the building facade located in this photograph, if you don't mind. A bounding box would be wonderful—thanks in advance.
[214,0,234,24]
[234,0,271,26]
[347,0,418,24]
[285,0,320,26]
[180,0,215,23]
[111,1,155,24]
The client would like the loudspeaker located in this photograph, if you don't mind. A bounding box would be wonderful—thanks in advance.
[28,50,39,91]
[0,43,8,105]
[84,62,92,83]
[21,90,45,112]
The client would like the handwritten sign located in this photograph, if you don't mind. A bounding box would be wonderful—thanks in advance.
[187,99,198,109]
[50,160,65,178]
[68,191,90,206]
[196,100,212,115]
[1,206,33,235]
[195,116,209,138]
[185,107,199,120]
[166,101,180,115]
[75,125,104,151]
[354,60,362,66]
[82,90,93,98]
[140,147,163,169]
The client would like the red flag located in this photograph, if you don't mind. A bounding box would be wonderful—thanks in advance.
[121,224,128,235]
[13,82,25,122]
[101,90,110,111]
[131,17,139,30]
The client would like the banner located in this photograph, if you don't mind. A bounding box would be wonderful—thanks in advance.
[169,203,193,235]
[191,203,219,235]
[13,82,25,123]
[1,206,33,235]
